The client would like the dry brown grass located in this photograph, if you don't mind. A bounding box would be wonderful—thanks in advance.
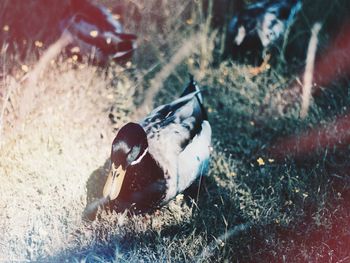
[0,60,136,260]
[0,0,204,261]
[300,22,322,118]
[1,0,350,262]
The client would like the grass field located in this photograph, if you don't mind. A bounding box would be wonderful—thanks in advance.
[1,0,350,262]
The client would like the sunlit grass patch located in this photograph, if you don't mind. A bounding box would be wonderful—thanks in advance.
[0,61,134,261]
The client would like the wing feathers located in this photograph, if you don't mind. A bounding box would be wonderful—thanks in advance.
[139,80,211,200]
[164,121,211,201]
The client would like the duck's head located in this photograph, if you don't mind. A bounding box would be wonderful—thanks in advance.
[103,122,148,201]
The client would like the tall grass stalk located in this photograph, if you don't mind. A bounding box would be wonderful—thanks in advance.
[300,22,322,118]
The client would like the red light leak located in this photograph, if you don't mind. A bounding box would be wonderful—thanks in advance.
[269,113,350,160]
[269,21,350,161]
[266,22,350,258]
[313,21,350,93]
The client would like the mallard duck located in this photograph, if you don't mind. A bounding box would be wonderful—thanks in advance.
[102,77,212,213]
[227,0,302,58]
[61,0,137,64]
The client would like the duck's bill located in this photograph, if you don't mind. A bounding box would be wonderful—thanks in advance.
[103,164,126,201]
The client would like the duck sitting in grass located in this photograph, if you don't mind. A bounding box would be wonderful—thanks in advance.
[226,0,302,65]
[102,77,212,214]
[61,0,137,64]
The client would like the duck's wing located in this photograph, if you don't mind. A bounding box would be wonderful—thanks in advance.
[257,0,302,47]
[140,79,211,201]
[140,79,206,142]
[228,1,269,45]
[62,0,137,59]
[272,0,302,24]
[228,0,301,47]
[175,120,211,201]
[67,16,136,56]
[69,0,123,32]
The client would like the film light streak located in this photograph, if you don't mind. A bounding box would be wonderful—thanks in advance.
[266,22,350,258]
[269,113,350,160]
[269,21,350,160]
[313,22,350,92]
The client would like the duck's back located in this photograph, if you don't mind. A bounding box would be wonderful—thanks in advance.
[140,80,211,202]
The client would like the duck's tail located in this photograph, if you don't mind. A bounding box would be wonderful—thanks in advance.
[111,33,137,59]
[180,75,208,120]
[180,75,202,101]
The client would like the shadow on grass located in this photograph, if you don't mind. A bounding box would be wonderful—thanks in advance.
[41,177,229,262]
[82,159,110,221]
[86,159,110,204]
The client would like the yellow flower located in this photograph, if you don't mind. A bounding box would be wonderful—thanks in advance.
[126,61,132,68]
[21,65,29,72]
[257,157,265,166]
[186,18,193,25]
[34,40,43,48]
[89,30,98,38]
[268,159,275,163]
[229,172,237,177]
